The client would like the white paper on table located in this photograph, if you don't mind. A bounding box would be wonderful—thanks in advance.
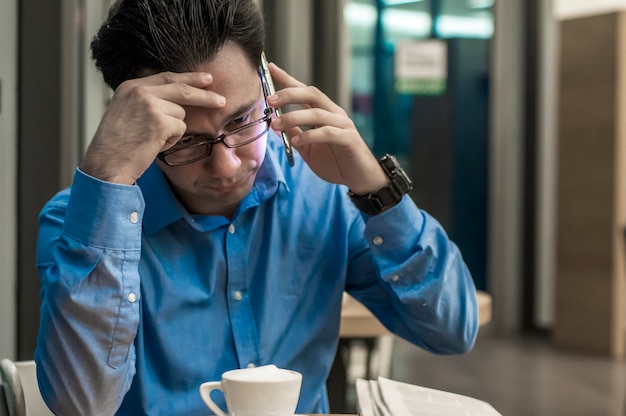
[375,376,503,416]
[355,378,375,416]
[369,379,392,416]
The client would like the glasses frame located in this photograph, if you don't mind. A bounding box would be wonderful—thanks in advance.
[157,73,274,167]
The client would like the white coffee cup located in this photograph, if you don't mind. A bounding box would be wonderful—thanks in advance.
[199,364,302,416]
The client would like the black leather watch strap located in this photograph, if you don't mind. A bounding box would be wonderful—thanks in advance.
[348,154,413,215]
[349,185,402,215]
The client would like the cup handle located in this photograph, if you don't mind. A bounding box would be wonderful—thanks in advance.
[199,381,227,416]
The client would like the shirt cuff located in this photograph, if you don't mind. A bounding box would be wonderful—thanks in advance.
[364,195,424,245]
[63,168,145,250]
[362,196,428,275]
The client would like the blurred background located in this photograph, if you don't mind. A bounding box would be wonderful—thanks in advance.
[1,0,626,414]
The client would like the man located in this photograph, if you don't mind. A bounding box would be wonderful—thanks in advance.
[35,0,479,414]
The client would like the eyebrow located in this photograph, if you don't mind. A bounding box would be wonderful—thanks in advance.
[184,97,261,137]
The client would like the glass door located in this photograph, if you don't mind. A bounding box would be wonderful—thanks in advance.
[344,0,494,290]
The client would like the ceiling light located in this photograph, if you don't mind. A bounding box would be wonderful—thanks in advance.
[467,0,494,9]
[384,0,424,5]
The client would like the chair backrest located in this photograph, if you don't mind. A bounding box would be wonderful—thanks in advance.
[0,360,53,416]
[0,373,9,416]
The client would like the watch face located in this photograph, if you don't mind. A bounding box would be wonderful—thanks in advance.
[382,154,413,193]
[394,168,413,193]
[349,154,413,215]
[380,154,398,173]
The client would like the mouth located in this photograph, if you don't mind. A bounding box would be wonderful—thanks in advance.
[206,172,251,193]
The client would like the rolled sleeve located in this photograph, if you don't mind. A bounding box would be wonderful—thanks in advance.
[64,168,145,250]
[358,195,478,354]
[36,168,145,415]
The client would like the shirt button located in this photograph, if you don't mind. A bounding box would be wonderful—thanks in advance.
[247,363,256,368]
[233,290,243,301]
[373,236,384,246]
[127,292,137,303]
[391,275,400,282]
[129,211,139,224]
[228,224,236,234]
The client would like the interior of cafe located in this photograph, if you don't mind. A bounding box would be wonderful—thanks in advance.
[1,0,626,415]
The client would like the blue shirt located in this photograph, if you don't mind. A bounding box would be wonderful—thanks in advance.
[35,133,478,415]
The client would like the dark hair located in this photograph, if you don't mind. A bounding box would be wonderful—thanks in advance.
[91,0,265,90]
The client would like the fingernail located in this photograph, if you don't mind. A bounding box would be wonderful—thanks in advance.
[216,96,226,105]
[202,73,212,81]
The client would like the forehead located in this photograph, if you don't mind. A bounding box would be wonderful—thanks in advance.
[195,42,259,99]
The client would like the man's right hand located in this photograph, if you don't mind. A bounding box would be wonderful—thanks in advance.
[79,71,226,185]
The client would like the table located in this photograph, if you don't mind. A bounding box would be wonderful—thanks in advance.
[329,291,493,412]
[340,290,493,338]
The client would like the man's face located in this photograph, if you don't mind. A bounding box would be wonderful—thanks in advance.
[156,42,267,217]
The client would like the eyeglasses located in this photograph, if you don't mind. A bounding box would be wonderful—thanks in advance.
[157,75,273,167]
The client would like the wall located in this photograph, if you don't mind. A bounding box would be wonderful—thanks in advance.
[534,0,560,328]
[488,0,526,332]
[555,0,626,19]
[553,11,626,357]
[534,0,626,331]
[0,0,17,360]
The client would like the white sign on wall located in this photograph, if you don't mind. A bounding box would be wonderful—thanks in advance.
[394,39,447,95]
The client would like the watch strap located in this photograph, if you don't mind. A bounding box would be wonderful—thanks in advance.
[348,154,413,215]
[348,184,403,215]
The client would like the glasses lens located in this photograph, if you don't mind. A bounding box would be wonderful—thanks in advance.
[222,118,270,147]
[163,117,270,166]
[163,142,209,165]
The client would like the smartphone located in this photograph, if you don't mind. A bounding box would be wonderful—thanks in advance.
[260,52,294,167]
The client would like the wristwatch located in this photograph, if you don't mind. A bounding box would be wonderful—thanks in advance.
[348,154,413,215]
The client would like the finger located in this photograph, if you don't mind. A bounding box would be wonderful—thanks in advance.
[127,71,215,88]
[130,81,226,110]
[268,63,345,114]
[118,71,226,108]
[273,124,303,142]
[159,99,186,120]
[268,62,307,89]
[291,124,358,147]
[161,116,189,151]
[266,62,311,109]
[271,86,346,115]
[272,108,352,131]
[136,99,187,145]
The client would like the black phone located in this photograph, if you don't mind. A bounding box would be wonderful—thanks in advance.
[260,52,294,167]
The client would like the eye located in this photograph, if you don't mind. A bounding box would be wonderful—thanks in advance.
[173,135,201,148]
[228,114,250,128]
[179,135,194,145]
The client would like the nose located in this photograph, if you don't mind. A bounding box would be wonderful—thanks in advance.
[203,142,241,177]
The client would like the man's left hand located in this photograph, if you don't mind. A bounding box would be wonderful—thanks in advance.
[267,63,387,195]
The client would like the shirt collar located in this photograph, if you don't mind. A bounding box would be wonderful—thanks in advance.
[138,132,290,235]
